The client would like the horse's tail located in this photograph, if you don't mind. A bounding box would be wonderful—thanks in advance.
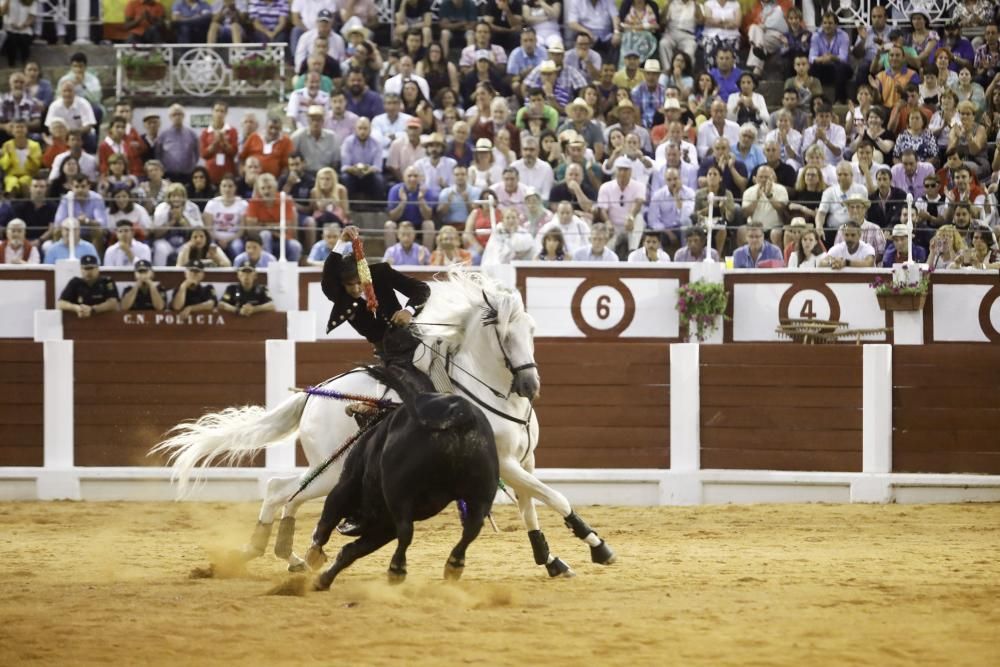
[151,391,310,497]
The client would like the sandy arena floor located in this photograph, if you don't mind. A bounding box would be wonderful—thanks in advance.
[0,501,997,666]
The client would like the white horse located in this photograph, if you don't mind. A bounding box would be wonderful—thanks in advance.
[153,268,615,576]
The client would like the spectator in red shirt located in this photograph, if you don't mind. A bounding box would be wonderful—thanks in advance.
[124,0,167,44]
[200,101,238,184]
[245,173,302,262]
[98,116,144,177]
[239,115,292,179]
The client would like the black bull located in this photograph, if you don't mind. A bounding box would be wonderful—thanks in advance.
[308,363,499,590]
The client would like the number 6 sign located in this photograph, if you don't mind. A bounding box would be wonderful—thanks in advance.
[570,278,636,338]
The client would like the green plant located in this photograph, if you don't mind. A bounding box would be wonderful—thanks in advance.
[120,51,166,68]
[676,280,728,342]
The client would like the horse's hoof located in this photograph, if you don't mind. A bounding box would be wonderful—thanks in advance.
[591,540,616,565]
[443,561,464,581]
[387,566,407,585]
[305,545,327,570]
[313,571,334,591]
[545,557,575,578]
[287,554,307,573]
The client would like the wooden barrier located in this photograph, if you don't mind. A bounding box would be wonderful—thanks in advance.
[294,340,671,469]
[63,311,287,341]
[699,345,863,471]
[892,345,1000,474]
[73,341,266,466]
[0,341,43,466]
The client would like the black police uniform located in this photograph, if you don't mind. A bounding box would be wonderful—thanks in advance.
[221,283,273,309]
[321,251,430,346]
[121,283,169,311]
[172,283,218,307]
[59,276,119,306]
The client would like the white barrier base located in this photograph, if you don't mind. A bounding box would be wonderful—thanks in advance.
[2,468,1000,505]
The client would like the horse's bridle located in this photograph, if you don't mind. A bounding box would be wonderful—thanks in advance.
[482,292,538,396]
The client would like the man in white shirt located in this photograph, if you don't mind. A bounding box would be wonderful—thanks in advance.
[290,0,337,56]
[293,9,346,71]
[800,103,846,165]
[411,133,457,199]
[821,219,876,269]
[103,219,152,267]
[628,230,672,263]
[572,222,619,262]
[511,136,554,200]
[490,167,530,218]
[383,55,431,103]
[652,141,699,192]
[537,201,591,256]
[740,165,789,245]
[371,93,413,158]
[595,157,646,259]
[286,72,330,130]
[50,129,99,183]
[45,80,96,136]
[817,161,868,237]
[696,100,740,160]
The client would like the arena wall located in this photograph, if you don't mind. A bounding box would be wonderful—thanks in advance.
[2,262,1000,504]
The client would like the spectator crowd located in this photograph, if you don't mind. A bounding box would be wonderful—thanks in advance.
[2,0,1000,273]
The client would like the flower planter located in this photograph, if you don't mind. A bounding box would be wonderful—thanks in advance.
[232,64,279,84]
[876,293,926,311]
[125,64,168,82]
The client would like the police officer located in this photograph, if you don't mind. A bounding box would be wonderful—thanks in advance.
[121,259,168,312]
[171,259,218,316]
[56,255,119,318]
[321,226,430,351]
[219,261,276,317]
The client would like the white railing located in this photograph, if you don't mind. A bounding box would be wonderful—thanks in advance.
[114,44,287,100]
[836,0,958,27]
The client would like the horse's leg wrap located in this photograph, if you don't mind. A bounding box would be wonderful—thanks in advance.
[590,540,616,565]
[564,511,595,540]
[545,557,574,578]
[245,521,272,558]
[274,516,296,559]
[528,529,551,566]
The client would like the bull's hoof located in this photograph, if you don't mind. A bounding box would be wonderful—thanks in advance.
[305,544,328,570]
[239,544,265,561]
[313,571,334,591]
[444,557,465,581]
[387,565,407,584]
[591,540,616,565]
[545,557,575,578]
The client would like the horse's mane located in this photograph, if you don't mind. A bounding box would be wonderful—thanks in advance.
[414,267,527,346]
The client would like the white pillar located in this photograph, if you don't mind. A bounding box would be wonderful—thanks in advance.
[73,0,91,44]
[669,343,700,471]
[892,311,924,344]
[286,311,317,342]
[264,340,297,470]
[266,261,299,312]
[43,341,74,469]
[54,258,80,304]
[862,344,892,474]
[687,261,725,344]
[34,310,64,342]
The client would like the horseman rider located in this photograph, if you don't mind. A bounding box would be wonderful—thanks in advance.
[321,225,430,356]
[321,225,431,537]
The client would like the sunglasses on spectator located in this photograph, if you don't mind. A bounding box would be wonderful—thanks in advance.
[924,181,938,187]
[136,268,150,274]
